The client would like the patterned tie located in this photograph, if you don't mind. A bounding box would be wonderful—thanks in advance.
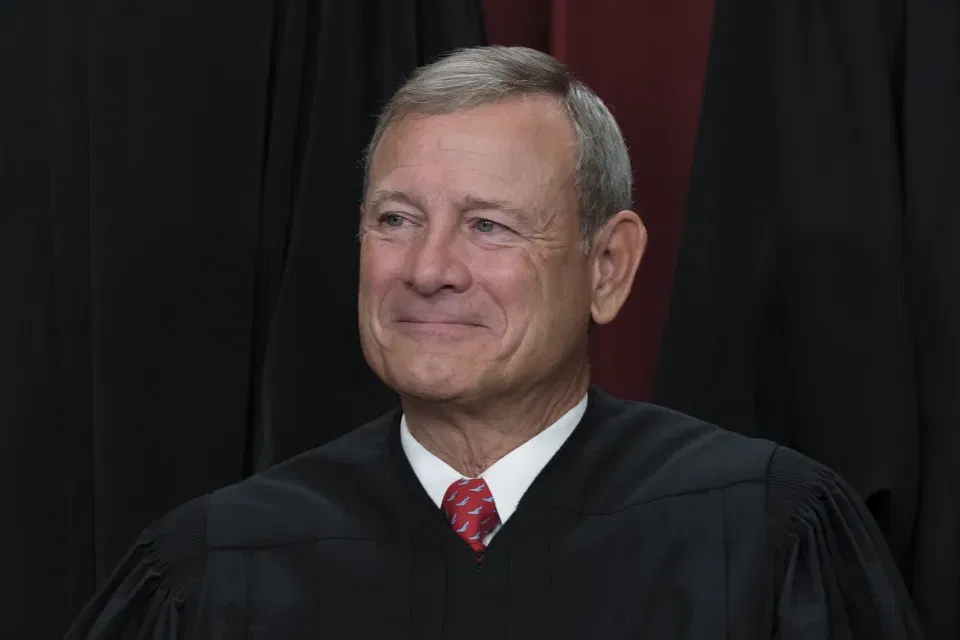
[442,478,500,553]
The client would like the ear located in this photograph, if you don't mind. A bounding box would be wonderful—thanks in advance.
[589,210,647,325]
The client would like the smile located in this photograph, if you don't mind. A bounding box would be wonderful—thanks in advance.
[394,321,484,336]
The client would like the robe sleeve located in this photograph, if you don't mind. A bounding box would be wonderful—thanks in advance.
[766,447,924,639]
[64,495,211,639]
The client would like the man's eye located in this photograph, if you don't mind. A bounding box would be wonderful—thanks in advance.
[474,219,498,233]
[379,214,406,227]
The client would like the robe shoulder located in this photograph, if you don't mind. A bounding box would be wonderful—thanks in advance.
[65,411,400,639]
[585,395,922,637]
[763,446,924,638]
[580,394,779,511]
[64,494,211,639]
[204,409,402,548]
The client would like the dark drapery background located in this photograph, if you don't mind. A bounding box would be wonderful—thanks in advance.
[655,0,960,637]
[4,0,956,636]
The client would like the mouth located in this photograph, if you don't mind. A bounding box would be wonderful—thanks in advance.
[394,315,484,326]
[397,320,480,329]
[393,320,485,336]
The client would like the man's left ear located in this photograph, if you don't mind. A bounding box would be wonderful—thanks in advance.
[589,210,647,325]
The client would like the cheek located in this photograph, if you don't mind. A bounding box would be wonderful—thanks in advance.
[360,240,404,295]
[473,252,546,323]
[526,256,591,331]
[358,245,397,337]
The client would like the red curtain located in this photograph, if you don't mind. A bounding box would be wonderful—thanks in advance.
[483,0,714,400]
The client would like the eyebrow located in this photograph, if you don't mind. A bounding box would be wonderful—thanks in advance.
[458,195,529,219]
[366,187,528,218]
[365,188,425,213]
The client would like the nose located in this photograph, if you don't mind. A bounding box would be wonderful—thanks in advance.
[402,226,472,296]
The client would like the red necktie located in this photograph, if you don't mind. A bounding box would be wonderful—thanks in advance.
[442,478,500,553]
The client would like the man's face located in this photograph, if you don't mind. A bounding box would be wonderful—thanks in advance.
[358,95,592,403]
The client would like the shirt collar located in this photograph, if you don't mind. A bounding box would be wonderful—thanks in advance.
[399,394,588,524]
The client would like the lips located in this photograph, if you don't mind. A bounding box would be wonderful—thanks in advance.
[398,320,479,326]
[395,316,482,327]
[392,318,485,337]
[396,321,483,333]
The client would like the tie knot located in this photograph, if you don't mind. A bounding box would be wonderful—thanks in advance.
[442,478,500,552]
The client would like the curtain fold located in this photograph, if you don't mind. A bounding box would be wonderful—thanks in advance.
[901,0,960,631]
[656,0,959,635]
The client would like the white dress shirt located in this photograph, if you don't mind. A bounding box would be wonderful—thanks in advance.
[400,393,588,545]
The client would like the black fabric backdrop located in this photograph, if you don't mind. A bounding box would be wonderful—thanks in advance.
[656,0,959,636]
[1,0,485,636]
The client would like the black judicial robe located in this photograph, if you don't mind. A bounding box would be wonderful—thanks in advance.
[66,388,922,639]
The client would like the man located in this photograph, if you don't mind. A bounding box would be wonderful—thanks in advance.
[67,46,922,639]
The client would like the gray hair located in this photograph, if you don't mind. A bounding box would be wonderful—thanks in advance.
[363,46,632,248]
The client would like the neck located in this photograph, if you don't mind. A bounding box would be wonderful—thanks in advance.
[402,364,590,478]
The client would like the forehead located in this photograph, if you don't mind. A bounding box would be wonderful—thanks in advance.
[369,95,577,202]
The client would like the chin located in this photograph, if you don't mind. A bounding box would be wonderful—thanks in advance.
[382,355,484,403]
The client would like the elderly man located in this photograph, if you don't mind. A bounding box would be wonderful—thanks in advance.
[68,46,921,639]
